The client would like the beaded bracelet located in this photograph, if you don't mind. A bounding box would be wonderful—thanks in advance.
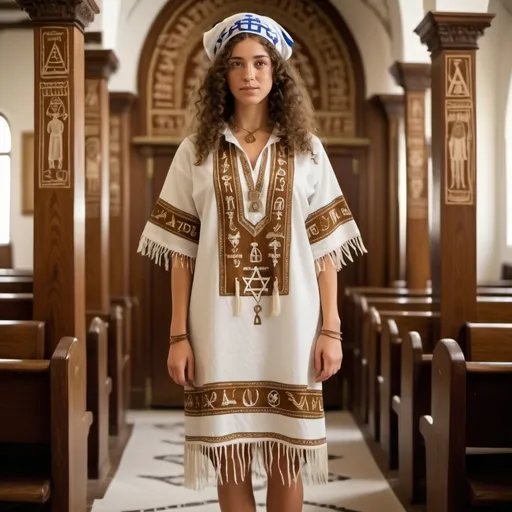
[169,333,189,345]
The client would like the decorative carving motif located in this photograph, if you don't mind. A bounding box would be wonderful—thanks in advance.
[109,116,121,217]
[444,55,474,205]
[85,79,101,217]
[185,381,324,419]
[16,0,99,28]
[38,27,70,189]
[406,92,428,219]
[415,12,494,58]
[147,0,356,140]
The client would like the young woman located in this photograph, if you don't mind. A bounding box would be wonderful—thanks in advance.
[138,12,366,512]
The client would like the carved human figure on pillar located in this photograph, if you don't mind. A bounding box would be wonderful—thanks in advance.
[448,120,468,189]
[46,96,67,171]
[86,136,101,193]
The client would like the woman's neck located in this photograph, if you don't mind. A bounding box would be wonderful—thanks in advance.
[232,103,271,133]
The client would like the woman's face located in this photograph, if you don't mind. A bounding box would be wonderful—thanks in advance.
[226,37,274,107]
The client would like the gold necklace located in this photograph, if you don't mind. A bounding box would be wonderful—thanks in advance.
[232,122,271,143]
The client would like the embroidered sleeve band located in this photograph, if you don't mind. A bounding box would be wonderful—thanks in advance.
[305,195,352,244]
[149,198,201,244]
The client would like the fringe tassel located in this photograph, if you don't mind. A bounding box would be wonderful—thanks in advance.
[137,235,195,273]
[234,278,242,316]
[315,235,367,273]
[184,440,328,490]
[271,277,280,317]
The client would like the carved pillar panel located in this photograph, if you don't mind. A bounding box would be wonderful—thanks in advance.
[85,49,119,313]
[416,12,494,340]
[390,62,431,289]
[109,92,135,297]
[376,94,405,285]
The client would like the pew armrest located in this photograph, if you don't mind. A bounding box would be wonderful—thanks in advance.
[419,414,433,441]
[391,395,400,414]
[106,376,112,394]
[0,477,51,503]
[83,411,93,435]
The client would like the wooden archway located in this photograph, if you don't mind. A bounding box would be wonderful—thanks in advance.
[134,0,367,144]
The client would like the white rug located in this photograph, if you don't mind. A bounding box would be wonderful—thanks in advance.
[91,410,405,512]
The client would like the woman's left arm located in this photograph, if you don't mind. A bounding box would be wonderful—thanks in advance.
[315,258,343,383]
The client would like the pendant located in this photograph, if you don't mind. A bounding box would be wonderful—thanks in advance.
[250,200,262,213]
[245,133,256,143]
[253,304,262,325]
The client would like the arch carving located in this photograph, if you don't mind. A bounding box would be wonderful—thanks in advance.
[140,0,365,143]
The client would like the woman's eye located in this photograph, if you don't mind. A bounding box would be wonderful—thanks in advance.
[256,61,267,67]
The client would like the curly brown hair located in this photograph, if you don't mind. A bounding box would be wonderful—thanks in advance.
[187,33,317,165]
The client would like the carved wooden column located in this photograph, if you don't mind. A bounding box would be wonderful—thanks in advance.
[84,50,118,314]
[390,62,431,290]
[377,94,405,285]
[109,92,135,297]
[15,0,98,352]
[15,1,98,510]
[415,12,494,338]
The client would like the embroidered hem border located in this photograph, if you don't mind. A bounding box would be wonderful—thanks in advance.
[185,381,324,419]
[183,436,328,489]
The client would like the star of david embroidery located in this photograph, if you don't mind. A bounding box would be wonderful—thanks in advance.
[242,266,270,302]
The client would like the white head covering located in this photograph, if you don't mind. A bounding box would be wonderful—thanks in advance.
[203,13,294,62]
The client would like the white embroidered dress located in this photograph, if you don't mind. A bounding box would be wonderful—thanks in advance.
[138,129,366,490]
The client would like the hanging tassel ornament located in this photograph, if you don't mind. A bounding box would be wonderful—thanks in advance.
[234,278,242,316]
[271,277,280,317]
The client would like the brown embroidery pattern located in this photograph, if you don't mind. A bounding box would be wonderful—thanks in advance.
[214,139,294,297]
[306,196,353,245]
[149,198,200,244]
[184,381,324,419]
[185,432,326,446]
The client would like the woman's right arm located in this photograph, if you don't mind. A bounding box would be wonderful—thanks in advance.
[167,256,195,386]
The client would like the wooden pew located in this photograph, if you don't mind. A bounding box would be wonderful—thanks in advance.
[420,333,512,511]
[356,292,512,426]
[86,317,111,481]
[0,322,90,511]
[373,311,439,467]
[0,295,116,483]
[0,293,33,320]
[357,296,433,422]
[342,286,430,410]
[398,299,512,503]
[0,276,33,293]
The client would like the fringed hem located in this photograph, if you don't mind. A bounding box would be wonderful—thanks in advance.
[315,235,367,273]
[184,440,328,490]
[137,235,196,273]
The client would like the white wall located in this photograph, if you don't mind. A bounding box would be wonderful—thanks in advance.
[492,0,512,269]
[0,30,34,269]
[475,2,502,279]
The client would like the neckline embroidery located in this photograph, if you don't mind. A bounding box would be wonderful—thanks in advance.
[214,138,294,324]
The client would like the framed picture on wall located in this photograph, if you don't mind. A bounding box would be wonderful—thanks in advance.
[21,131,34,215]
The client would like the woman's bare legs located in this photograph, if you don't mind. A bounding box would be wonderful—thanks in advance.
[215,445,256,512]
[266,446,304,512]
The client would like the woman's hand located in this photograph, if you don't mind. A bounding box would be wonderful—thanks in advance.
[314,333,343,383]
[167,340,195,387]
